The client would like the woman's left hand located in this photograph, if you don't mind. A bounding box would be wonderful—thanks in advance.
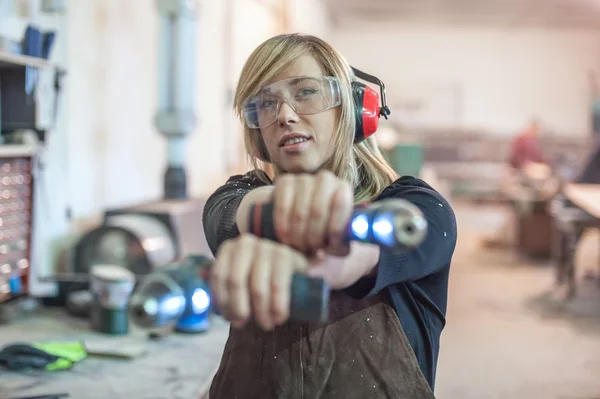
[272,170,353,255]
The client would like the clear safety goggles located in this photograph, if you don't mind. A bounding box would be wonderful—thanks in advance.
[242,76,342,129]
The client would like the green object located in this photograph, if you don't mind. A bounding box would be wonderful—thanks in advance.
[32,342,87,371]
[0,341,87,371]
[390,143,424,177]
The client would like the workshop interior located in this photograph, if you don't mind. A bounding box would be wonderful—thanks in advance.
[1,0,600,398]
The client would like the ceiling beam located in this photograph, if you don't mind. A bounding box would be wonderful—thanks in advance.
[326,0,600,29]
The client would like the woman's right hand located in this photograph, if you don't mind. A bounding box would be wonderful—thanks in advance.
[210,233,309,331]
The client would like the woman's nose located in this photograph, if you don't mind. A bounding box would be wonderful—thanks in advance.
[277,101,300,125]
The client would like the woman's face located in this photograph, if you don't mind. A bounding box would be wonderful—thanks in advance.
[258,56,338,173]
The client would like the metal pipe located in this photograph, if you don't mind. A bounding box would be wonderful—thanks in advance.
[155,0,199,199]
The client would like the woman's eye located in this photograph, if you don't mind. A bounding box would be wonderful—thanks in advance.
[261,100,276,108]
[296,88,318,98]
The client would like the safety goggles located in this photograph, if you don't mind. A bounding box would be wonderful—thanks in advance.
[242,76,342,129]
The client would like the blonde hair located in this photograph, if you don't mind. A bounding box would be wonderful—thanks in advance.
[233,33,398,202]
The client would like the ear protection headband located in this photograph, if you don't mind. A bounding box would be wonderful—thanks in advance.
[351,67,391,143]
[253,67,391,161]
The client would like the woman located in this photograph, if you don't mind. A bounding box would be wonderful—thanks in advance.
[202,33,457,398]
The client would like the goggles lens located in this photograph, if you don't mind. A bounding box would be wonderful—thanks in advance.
[242,76,341,129]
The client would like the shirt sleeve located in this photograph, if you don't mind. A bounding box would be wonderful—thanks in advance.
[202,171,268,256]
[346,182,458,298]
[509,137,525,169]
[529,140,545,163]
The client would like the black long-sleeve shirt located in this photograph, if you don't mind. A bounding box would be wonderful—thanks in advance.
[202,171,458,390]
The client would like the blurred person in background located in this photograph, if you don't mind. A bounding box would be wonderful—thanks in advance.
[508,118,546,172]
[482,118,556,249]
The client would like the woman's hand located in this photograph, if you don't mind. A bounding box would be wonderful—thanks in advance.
[210,233,309,331]
[273,170,354,255]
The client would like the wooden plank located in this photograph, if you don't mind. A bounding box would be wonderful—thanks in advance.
[563,183,600,219]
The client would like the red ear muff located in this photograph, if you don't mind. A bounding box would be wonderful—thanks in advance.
[350,67,391,144]
[352,82,381,143]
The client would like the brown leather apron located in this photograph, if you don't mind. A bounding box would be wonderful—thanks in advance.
[208,290,436,399]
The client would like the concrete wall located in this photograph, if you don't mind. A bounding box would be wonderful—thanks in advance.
[331,24,600,137]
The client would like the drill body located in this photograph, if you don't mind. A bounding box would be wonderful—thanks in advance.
[129,255,213,333]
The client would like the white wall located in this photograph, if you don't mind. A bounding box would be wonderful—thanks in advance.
[331,25,600,137]
[290,0,331,39]
[66,0,233,218]
[223,0,282,174]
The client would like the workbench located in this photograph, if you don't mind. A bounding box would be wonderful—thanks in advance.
[502,175,559,259]
[0,307,229,399]
[551,183,600,299]
[563,184,600,219]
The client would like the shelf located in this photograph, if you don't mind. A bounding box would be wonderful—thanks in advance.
[0,51,54,70]
[0,144,39,157]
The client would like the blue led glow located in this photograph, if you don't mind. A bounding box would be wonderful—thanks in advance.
[191,288,211,314]
[351,214,369,240]
[372,214,395,247]
[160,295,186,316]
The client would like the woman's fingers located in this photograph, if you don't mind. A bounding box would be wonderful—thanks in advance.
[289,174,314,250]
[226,234,255,327]
[211,234,312,331]
[327,181,354,252]
[272,171,355,254]
[273,175,295,244]
[250,239,276,330]
[306,171,337,251]
[211,240,234,320]
[269,246,293,326]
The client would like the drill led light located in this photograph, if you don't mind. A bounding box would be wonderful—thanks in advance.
[372,214,395,247]
[351,211,395,247]
[161,295,186,316]
[141,297,159,316]
[351,214,369,240]
[191,288,211,314]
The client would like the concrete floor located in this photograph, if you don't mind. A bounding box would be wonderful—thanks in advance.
[435,202,600,399]
[1,201,599,398]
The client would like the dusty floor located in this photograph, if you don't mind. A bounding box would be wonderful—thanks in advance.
[435,201,600,399]
[1,201,600,399]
